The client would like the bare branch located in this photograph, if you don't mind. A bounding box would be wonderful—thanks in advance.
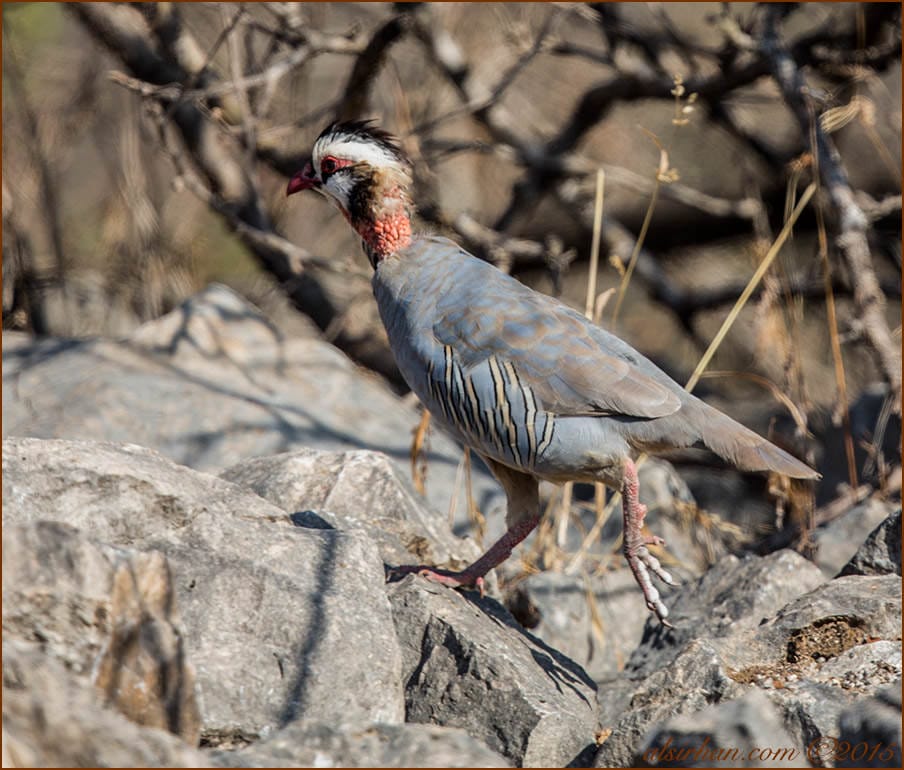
[336,12,414,121]
[73,3,268,228]
[759,5,902,409]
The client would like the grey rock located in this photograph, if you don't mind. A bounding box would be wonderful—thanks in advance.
[1,285,503,531]
[726,577,901,763]
[387,576,598,768]
[596,551,824,765]
[725,576,901,754]
[627,550,826,676]
[595,560,901,767]
[2,640,210,768]
[2,436,405,742]
[815,641,901,692]
[766,642,900,767]
[815,500,898,577]
[221,448,483,574]
[595,639,747,767]
[735,575,902,674]
[637,690,801,768]
[836,682,902,768]
[771,681,853,767]
[2,436,291,547]
[840,508,902,577]
[504,568,649,682]
[2,521,201,743]
[210,722,512,768]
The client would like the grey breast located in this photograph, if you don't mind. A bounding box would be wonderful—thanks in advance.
[372,237,558,472]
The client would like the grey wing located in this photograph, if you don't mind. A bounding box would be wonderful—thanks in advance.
[429,255,683,421]
[404,247,681,470]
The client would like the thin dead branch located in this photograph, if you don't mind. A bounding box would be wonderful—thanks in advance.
[759,5,902,411]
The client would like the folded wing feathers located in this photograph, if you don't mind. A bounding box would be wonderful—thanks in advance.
[435,274,685,420]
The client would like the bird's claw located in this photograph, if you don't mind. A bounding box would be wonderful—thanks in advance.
[625,542,674,625]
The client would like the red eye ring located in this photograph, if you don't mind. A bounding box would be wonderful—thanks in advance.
[320,156,339,175]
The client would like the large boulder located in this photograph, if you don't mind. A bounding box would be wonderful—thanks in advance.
[388,576,598,768]
[2,521,200,743]
[3,640,210,767]
[221,448,484,575]
[2,436,406,743]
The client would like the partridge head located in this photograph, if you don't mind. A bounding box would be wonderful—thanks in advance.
[288,120,818,625]
[287,121,413,266]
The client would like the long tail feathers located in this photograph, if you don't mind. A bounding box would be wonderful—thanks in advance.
[700,407,819,480]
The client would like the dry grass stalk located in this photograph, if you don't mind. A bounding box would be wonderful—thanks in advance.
[565,492,621,575]
[556,482,573,554]
[685,183,817,393]
[610,137,667,330]
[447,447,466,527]
[584,169,605,318]
[410,408,432,496]
[462,447,487,547]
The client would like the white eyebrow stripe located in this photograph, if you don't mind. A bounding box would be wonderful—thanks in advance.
[315,138,403,169]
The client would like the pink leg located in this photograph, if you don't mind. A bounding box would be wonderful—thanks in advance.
[622,458,675,626]
[389,514,540,596]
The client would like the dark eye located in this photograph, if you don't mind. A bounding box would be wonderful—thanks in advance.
[320,156,338,175]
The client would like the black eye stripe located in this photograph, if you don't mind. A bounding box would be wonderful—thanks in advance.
[320,157,356,180]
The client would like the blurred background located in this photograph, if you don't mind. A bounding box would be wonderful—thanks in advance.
[3,1,901,545]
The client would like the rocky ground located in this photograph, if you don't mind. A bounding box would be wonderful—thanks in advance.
[3,286,901,768]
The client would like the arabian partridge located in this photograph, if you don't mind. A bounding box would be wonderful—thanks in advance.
[287,120,818,624]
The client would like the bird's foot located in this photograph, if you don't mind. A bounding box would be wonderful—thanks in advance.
[387,564,486,597]
[624,539,675,627]
[623,499,676,628]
